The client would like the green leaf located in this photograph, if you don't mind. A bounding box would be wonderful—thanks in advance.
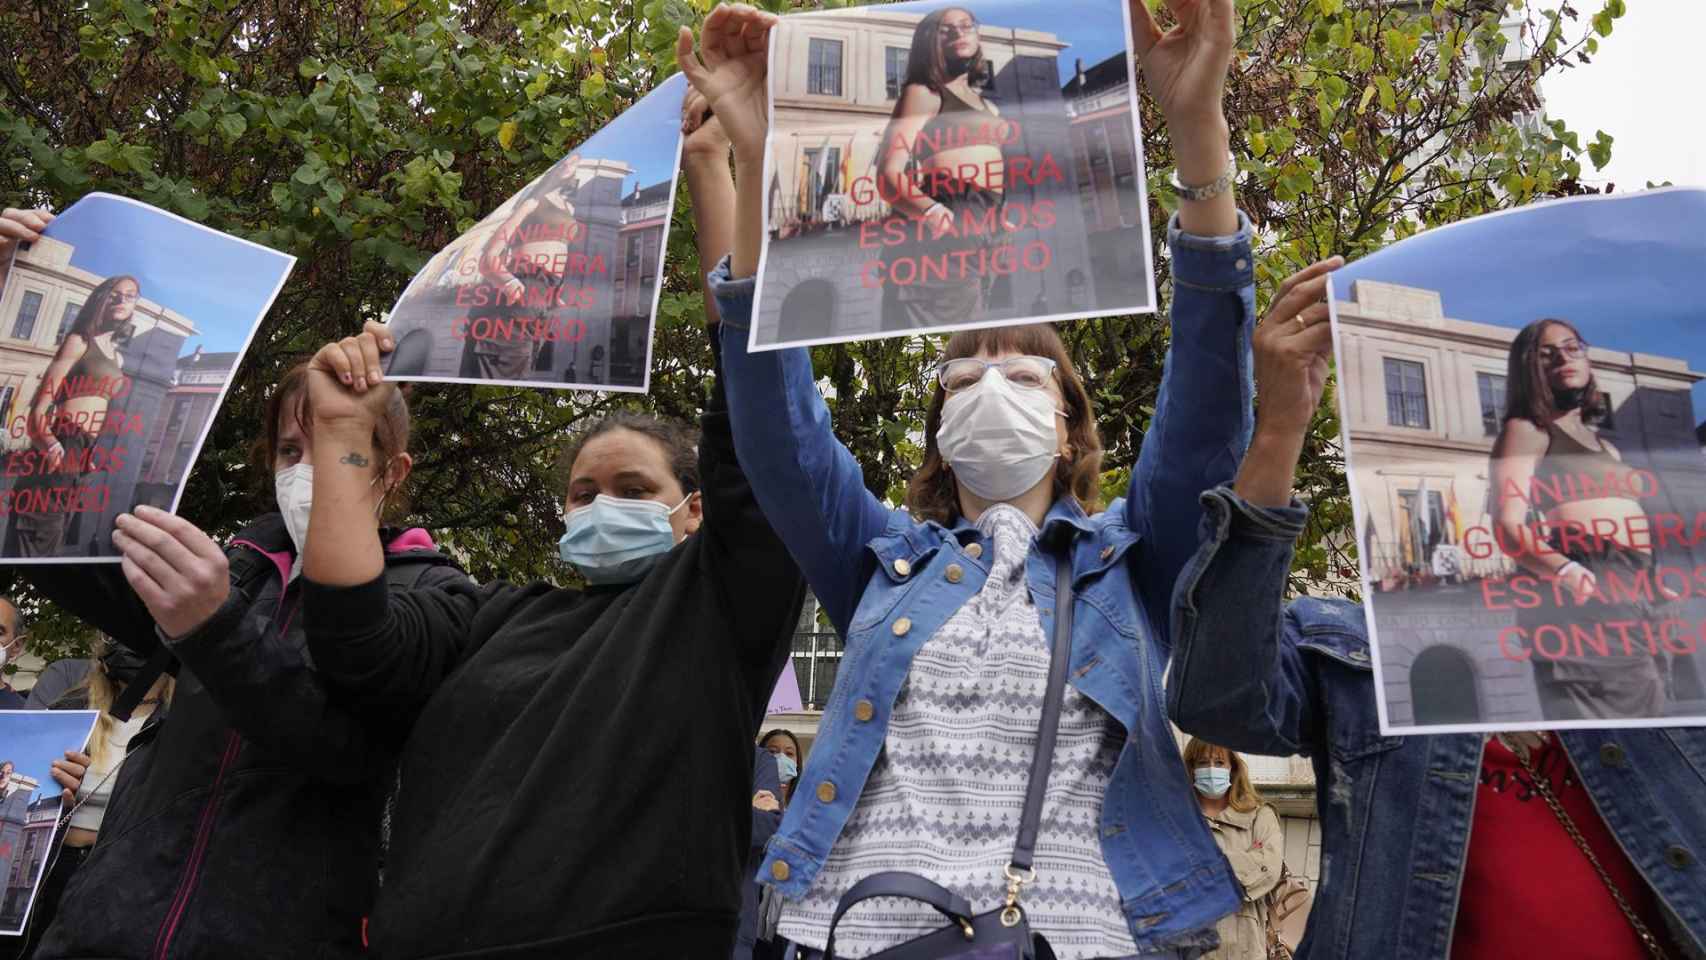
[474,115,501,136]
[298,57,325,78]
[216,113,247,142]
[1587,130,1614,170]
[579,71,607,99]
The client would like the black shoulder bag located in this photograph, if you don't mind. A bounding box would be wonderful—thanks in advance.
[820,552,1075,960]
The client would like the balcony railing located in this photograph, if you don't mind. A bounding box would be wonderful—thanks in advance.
[789,631,845,710]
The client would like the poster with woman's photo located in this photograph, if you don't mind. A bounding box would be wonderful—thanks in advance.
[0,710,99,935]
[748,0,1155,351]
[1328,187,1706,734]
[383,74,685,392]
[0,194,294,564]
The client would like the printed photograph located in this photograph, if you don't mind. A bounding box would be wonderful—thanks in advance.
[749,0,1154,350]
[384,73,685,392]
[0,710,99,936]
[1330,187,1706,733]
[0,194,293,563]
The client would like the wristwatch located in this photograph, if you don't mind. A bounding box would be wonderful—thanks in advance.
[1170,154,1238,202]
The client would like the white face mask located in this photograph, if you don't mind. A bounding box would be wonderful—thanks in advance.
[935,367,1066,502]
[275,463,314,556]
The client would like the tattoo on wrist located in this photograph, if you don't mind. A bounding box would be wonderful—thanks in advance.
[339,452,371,468]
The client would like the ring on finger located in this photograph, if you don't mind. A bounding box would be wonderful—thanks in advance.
[1294,315,1308,332]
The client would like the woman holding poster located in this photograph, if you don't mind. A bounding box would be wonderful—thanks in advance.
[461,156,585,380]
[6,274,138,557]
[684,0,1293,954]
[1489,317,1669,720]
[283,97,807,958]
[876,6,1006,330]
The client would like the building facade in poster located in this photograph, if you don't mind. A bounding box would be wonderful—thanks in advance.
[753,0,1150,349]
[0,234,198,558]
[1338,278,1706,727]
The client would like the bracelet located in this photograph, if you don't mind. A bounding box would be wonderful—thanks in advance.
[1557,560,1585,579]
[922,202,949,219]
[1170,153,1238,202]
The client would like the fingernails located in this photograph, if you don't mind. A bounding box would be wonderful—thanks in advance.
[383,338,395,350]
[341,371,352,384]
[355,377,367,390]
[369,368,382,383]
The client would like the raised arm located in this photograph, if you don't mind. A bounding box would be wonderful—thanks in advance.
[680,8,893,634]
[1488,417,1592,597]
[478,200,534,301]
[1122,0,1252,635]
[299,326,490,707]
[1165,256,1340,756]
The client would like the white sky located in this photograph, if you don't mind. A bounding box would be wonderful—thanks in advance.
[1533,0,1706,189]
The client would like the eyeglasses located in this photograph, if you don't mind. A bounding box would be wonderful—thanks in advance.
[110,291,140,304]
[1537,339,1587,363]
[938,21,979,38]
[935,355,1056,393]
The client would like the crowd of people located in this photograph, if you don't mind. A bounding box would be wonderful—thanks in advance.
[0,0,1703,958]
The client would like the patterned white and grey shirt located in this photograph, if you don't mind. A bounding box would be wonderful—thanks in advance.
[778,504,1143,959]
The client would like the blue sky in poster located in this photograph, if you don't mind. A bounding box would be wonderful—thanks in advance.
[1333,187,1706,422]
[35,195,293,356]
[869,0,1130,86]
[0,711,99,805]
[573,72,686,195]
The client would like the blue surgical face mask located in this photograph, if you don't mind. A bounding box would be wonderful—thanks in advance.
[1193,766,1232,799]
[775,752,798,782]
[558,493,690,585]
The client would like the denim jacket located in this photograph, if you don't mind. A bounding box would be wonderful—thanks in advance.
[1168,486,1706,960]
[708,213,1259,952]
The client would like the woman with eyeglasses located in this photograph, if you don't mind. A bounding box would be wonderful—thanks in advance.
[6,272,138,557]
[1488,318,1668,719]
[461,155,584,380]
[872,5,1006,331]
[680,1,1340,954]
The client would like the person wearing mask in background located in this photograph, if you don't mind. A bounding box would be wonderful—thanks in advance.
[1182,738,1282,960]
[5,641,174,960]
[0,598,26,708]
[285,93,805,957]
[682,2,1337,953]
[2,203,467,960]
[760,728,802,806]
[1167,259,1706,958]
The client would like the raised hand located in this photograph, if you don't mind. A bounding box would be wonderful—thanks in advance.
[1129,0,1236,134]
[111,505,232,639]
[0,206,52,253]
[1252,257,1344,441]
[682,88,732,160]
[677,4,776,164]
[308,320,397,427]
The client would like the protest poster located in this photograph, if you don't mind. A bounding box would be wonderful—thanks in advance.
[0,194,293,564]
[747,0,1154,351]
[1328,187,1706,733]
[383,74,686,392]
[0,709,100,935]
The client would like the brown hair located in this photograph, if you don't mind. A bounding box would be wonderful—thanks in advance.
[1182,737,1263,814]
[249,360,413,520]
[906,323,1102,526]
[553,411,699,497]
[71,275,141,339]
[895,6,992,105]
[1504,318,1608,429]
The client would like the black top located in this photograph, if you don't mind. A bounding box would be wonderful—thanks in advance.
[303,336,806,959]
[1530,420,1628,510]
[26,515,465,960]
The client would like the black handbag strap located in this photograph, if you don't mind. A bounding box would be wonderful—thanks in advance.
[109,645,174,722]
[821,550,1077,959]
[1012,550,1074,873]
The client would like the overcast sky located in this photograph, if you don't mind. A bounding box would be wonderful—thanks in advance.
[1534,1,1706,190]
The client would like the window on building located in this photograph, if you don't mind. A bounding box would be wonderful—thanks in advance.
[625,234,641,268]
[1596,390,1616,430]
[11,291,43,341]
[807,38,844,96]
[1476,372,1507,436]
[165,397,192,435]
[1384,358,1430,429]
[1410,645,1481,725]
[884,46,908,99]
[57,302,82,343]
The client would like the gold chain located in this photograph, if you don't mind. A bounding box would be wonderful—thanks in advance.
[1498,735,1670,960]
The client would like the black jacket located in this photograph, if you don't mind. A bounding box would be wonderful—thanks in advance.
[303,342,806,959]
[733,746,783,960]
[27,515,464,960]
